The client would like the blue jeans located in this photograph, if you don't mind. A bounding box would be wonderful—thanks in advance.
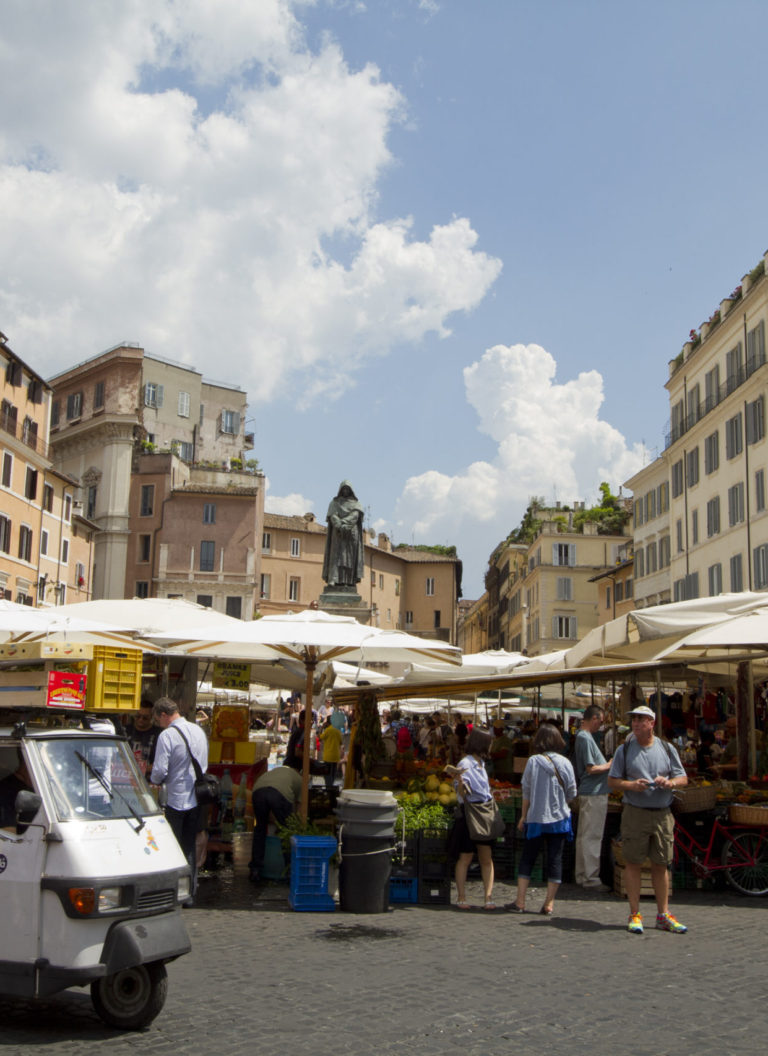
[518,832,566,883]
[249,786,293,874]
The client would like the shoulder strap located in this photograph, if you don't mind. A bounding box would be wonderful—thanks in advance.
[171,723,204,780]
[542,753,566,792]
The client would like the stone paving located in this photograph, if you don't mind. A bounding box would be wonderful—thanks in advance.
[2,866,767,1056]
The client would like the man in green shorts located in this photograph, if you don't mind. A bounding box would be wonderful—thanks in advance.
[608,705,688,934]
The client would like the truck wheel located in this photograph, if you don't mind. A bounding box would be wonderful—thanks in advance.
[91,962,168,1030]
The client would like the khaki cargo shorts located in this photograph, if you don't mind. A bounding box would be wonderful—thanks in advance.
[620,803,674,866]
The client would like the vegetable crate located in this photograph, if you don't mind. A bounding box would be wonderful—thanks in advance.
[85,646,143,712]
[418,829,450,881]
[391,836,419,879]
[418,878,451,906]
[389,877,418,904]
[289,836,337,912]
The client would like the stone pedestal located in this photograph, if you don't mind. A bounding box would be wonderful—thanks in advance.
[318,587,372,625]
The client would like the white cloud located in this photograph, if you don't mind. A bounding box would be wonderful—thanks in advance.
[0,1,500,404]
[392,342,646,592]
[264,486,316,516]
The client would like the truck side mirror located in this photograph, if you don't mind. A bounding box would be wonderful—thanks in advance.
[15,790,42,824]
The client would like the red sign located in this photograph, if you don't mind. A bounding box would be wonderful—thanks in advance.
[46,671,87,709]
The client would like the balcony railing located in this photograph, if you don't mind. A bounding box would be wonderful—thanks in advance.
[665,350,766,449]
[0,410,49,459]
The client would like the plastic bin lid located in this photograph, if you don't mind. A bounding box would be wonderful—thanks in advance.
[338,789,397,807]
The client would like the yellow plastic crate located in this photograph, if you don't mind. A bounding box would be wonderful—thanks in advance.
[85,646,143,712]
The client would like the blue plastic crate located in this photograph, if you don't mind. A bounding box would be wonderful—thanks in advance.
[389,877,418,904]
[289,835,337,912]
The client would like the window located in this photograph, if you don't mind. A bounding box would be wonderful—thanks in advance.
[676,518,684,552]
[605,586,611,609]
[659,536,671,568]
[671,460,684,498]
[691,510,698,546]
[371,570,375,586]
[625,578,633,598]
[178,391,190,418]
[633,499,644,528]
[93,380,105,410]
[21,416,38,449]
[615,581,624,603]
[225,597,242,619]
[657,481,669,514]
[726,342,744,393]
[635,548,644,578]
[754,544,768,590]
[704,364,720,411]
[756,469,766,513]
[686,383,700,428]
[144,382,164,408]
[704,431,719,475]
[426,577,435,596]
[86,485,97,519]
[708,563,723,596]
[552,615,577,639]
[288,577,300,602]
[24,466,38,500]
[556,576,572,601]
[135,582,149,599]
[674,572,700,602]
[644,489,657,522]
[4,360,21,386]
[1,452,11,488]
[260,573,271,599]
[725,413,743,459]
[0,515,11,553]
[40,528,48,555]
[646,541,658,574]
[262,532,271,552]
[730,553,744,592]
[64,494,72,522]
[747,320,765,374]
[18,524,32,562]
[66,391,82,420]
[43,482,53,511]
[434,610,441,629]
[50,400,60,428]
[139,534,151,562]
[61,538,69,564]
[379,574,384,589]
[199,404,205,426]
[140,485,154,517]
[200,540,215,572]
[395,579,400,596]
[197,595,213,608]
[290,537,300,557]
[728,482,745,526]
[552,543,576,567]
[671,399,684,441]
[746,396,765,445]
[178,441,193,462]
[405,611,413,626]
[203,503,216,524]
[706,497,720,537]
[220,409,239,435]
[75,562,85,588]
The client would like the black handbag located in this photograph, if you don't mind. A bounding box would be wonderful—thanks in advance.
[173,724,220,806]
[463,796,505,841]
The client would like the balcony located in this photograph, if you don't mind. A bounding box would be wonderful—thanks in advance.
[665,350,766,449]
[0,409,49,458]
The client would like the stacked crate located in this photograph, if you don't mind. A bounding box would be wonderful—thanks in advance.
[418,827,451,905]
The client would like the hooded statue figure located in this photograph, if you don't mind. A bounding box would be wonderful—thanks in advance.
[322,481,365,589]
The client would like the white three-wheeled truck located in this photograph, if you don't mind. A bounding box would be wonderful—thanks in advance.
[0,718,191,1030]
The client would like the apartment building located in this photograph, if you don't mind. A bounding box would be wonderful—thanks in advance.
[126,453,263,618]
[48,343,253,600]
[661,252,768,601]
[457,595,489,654]
[589,541,635,625]
[0,334,97,605]
[487,508,630,656]
[259,513,462,643]
[624,456,671,608]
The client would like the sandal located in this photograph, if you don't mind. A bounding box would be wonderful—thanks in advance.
[483,901,498,911]
[504,903,525,913]
[455,901,471,910]
[540,906,553,916]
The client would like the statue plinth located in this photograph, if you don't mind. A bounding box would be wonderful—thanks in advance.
[318,586,371,625]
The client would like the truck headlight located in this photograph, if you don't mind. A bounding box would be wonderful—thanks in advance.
[177,876,191,902]
[98,886,123,911]
[67,886,123,915]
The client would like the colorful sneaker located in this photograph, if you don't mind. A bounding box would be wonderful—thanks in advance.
[656,912,687,933]
[627,913,643,934]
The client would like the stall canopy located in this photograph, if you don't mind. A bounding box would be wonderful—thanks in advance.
[0,599,159,649]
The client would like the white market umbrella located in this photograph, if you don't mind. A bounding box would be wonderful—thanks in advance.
[141,609,461,816]
[0,599,150,648]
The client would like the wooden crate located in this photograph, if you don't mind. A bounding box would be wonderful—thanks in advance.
[613,863,671,899]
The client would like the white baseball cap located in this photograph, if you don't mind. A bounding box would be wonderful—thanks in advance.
[628,705,655,719]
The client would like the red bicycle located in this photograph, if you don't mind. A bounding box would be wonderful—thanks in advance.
[674,810,768,896]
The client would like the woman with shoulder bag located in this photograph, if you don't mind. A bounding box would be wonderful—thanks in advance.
[447,729,500,911]
[506,723,577,917]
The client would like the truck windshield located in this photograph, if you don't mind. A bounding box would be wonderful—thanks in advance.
[35,737,159,823]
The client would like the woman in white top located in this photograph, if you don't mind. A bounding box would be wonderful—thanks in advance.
[448,729,497,911]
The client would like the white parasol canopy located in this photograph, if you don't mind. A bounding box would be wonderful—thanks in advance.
[0,599,148,646]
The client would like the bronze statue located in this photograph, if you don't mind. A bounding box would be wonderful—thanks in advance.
[322,481,364,590]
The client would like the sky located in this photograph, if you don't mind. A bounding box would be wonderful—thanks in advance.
[2,0,768,599]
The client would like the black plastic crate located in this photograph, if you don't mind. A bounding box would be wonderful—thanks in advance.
[419,856,450,880]
[391,836,419,879]
[418,878,451,905]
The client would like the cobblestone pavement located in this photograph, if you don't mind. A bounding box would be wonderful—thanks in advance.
[2,867,767,1056]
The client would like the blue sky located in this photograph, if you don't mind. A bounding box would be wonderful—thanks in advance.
[2,1,767,598]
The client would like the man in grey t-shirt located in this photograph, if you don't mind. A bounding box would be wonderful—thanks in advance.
[574,705,612,891]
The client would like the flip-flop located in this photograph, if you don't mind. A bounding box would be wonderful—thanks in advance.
[483,902,498,910]
[540,906,553,916]
[504,903,524,913]
[455,901,471,910]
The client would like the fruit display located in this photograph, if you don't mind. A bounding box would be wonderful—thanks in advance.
[394,774,457,834]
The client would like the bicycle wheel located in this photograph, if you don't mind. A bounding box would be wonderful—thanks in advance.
[721,830,768,896]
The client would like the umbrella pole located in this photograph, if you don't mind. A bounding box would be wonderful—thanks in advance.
[300,654,317,821]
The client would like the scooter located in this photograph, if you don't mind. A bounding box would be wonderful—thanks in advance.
[0,718,191,1030]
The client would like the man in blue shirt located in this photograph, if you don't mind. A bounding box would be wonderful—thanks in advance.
[574,704,612,891]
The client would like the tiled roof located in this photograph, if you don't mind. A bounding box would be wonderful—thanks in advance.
[264,512,326,533]
[173,484,260,496]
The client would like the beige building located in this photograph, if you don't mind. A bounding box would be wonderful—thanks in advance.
[486,508,630,656]
[456,596,489,654]
[48,343,254,600]
[259,513,462,643]
[660,252,768,600]
[625,456,671,608]
[590,542,635,625]
[0,333,96,605]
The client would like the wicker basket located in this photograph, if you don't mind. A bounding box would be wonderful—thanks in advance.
[673,786,717,813]
[729,802,768,825]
